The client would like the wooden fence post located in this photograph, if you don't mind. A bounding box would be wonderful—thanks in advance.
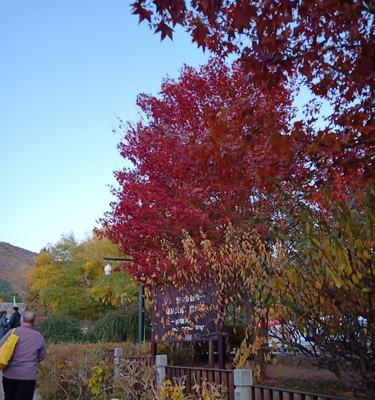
[208,339,214,367]
[234,369,253,400]
[155,354,168,390]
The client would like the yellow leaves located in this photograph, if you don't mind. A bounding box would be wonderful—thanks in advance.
[244,277,252,287]
[286,269,298,284]
[233,339,251,369]
[254,288,261,300]
[263,352,272,363]
[253,364,262,380]
[160,377,227,400]
[34,251,53,266]
[343,262,352,275]
[270,277,286,291]
[321,239,331,251]
[332,274,343,289]
[315,280,322,289]
[192,379,227,400]
[234,334,269,371]
[87,363,109,396]
[27,263,59,292]
[351,274,360,285]
[363,250,371,260]
[159,379,186,400]
[271,339,278,350]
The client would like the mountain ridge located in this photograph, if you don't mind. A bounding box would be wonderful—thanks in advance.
[0,241,36,296]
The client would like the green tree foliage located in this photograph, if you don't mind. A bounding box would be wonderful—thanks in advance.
[89,309,139,342]
[0,279,13,295]
[36,315,84,344]
[0,279,20,302]
[90,272,138,308]
[26,235,137,320]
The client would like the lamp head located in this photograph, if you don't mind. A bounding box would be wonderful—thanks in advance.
[104,263,112,276]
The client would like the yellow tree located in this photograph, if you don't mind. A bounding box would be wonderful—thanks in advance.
[26,235,137,319]
[270,189,375,397]
[161,223,277,376]
[161,189,374,396]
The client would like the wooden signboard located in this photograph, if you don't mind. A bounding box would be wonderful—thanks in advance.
[152,285,223,342]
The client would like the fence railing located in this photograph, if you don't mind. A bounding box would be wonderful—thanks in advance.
[166,365,235,400]
[250,384,344,400]
[113,350,344,400]
[164,365,343,400]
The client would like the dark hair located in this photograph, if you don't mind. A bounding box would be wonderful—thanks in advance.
[13,306,19,312]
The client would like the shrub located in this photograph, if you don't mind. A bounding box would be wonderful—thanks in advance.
[88,310,138,342]
[115,357,156,399]
[38,343,105,400]
[37,342,149,400]
[38,342,231,399]
[36,314,84,344]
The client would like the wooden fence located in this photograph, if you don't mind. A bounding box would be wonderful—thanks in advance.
[115,353,344,400]
[250,384,343,400]
[166,365,235,400]
[165,365,343,400]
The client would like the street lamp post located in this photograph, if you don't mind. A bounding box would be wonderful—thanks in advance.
[138,284,145,343]
[102,256,145,343]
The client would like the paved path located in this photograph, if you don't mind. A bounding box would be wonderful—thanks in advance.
[0,375,42,399]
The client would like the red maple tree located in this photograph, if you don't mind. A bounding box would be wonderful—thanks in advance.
[131,0,374,189]
[101,60,305,280]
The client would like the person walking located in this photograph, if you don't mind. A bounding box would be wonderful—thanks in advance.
[0,311,47,400]
[0,312,8,337]
[8,308,21,329]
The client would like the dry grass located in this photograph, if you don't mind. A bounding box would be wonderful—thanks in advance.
[37,342,150,400]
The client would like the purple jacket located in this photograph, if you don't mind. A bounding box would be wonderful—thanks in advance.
[0,323,47,380]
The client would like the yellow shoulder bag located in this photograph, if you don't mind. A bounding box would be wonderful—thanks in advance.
[0,329,19,370]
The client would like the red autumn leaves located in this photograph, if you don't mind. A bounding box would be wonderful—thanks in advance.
[101,61,312,279]
[101,1,374,280]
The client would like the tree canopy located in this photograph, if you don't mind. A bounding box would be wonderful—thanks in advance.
[27,235,137,319]
[101,59,304,281]
[132,0,374,189]
[98,3,374,395]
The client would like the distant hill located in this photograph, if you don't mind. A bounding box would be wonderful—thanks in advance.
[0,242,36,296]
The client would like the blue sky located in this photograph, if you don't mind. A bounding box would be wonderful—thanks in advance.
[0,0,208,252]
